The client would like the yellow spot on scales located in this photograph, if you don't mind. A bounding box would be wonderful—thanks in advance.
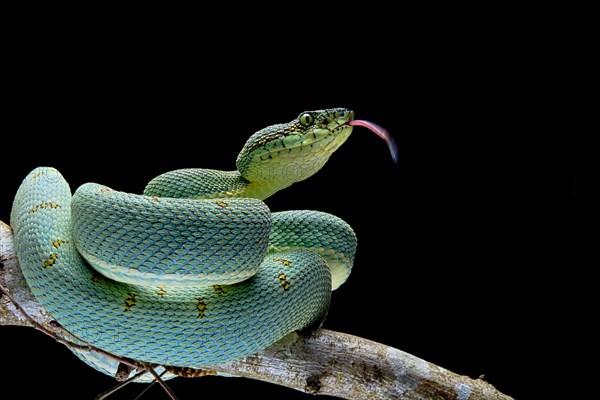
[213,285,225,295]
[124,292,137,311]
[215,200,228,208]
[274,258,292,266]
[32,171,45,180]
[51,238,68,248]
[196,297,207,318]
[156,286,167,296]
[30,202,59,213]
[275,272,291,291]
[43,253,58,268]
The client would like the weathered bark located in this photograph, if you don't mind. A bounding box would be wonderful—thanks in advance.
[0,220,513,399]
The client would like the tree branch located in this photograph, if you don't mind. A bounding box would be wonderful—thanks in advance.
[0,220,513,399]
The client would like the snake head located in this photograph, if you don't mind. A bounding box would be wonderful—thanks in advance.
[237,108,355,190]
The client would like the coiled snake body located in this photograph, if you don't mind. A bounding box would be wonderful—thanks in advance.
[10,108,396,378]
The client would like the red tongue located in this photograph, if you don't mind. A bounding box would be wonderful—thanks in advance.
[348,120,399,163]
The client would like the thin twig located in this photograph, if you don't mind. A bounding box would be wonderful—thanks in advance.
[133,370,167,400]
[143,364,179,400]
[96,370,149,400]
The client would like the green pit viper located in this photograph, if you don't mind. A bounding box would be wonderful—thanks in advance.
[10,108,397,380]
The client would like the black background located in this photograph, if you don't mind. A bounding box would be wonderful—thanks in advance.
[0,22,583,400]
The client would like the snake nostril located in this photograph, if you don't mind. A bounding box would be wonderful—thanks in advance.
[337,111,349,121]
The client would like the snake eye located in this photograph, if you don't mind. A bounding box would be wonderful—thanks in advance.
[299,113,314,127]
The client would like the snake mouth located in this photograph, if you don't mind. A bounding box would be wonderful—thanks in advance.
[327,110,355,132]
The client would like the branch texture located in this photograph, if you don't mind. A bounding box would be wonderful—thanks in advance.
[0,220,513,399]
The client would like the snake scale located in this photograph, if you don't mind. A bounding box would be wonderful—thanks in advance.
[10,108,397,379]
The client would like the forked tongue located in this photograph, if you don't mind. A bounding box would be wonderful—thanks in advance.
[348,120,399,163]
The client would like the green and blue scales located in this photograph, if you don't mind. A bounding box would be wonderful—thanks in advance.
[10,108,395,379]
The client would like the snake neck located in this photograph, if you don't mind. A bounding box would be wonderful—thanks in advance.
[204,171,288,200]
[143,169,284,200]
[145,109,356,201]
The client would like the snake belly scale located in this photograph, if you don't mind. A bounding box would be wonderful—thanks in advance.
[10,108,362,377]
